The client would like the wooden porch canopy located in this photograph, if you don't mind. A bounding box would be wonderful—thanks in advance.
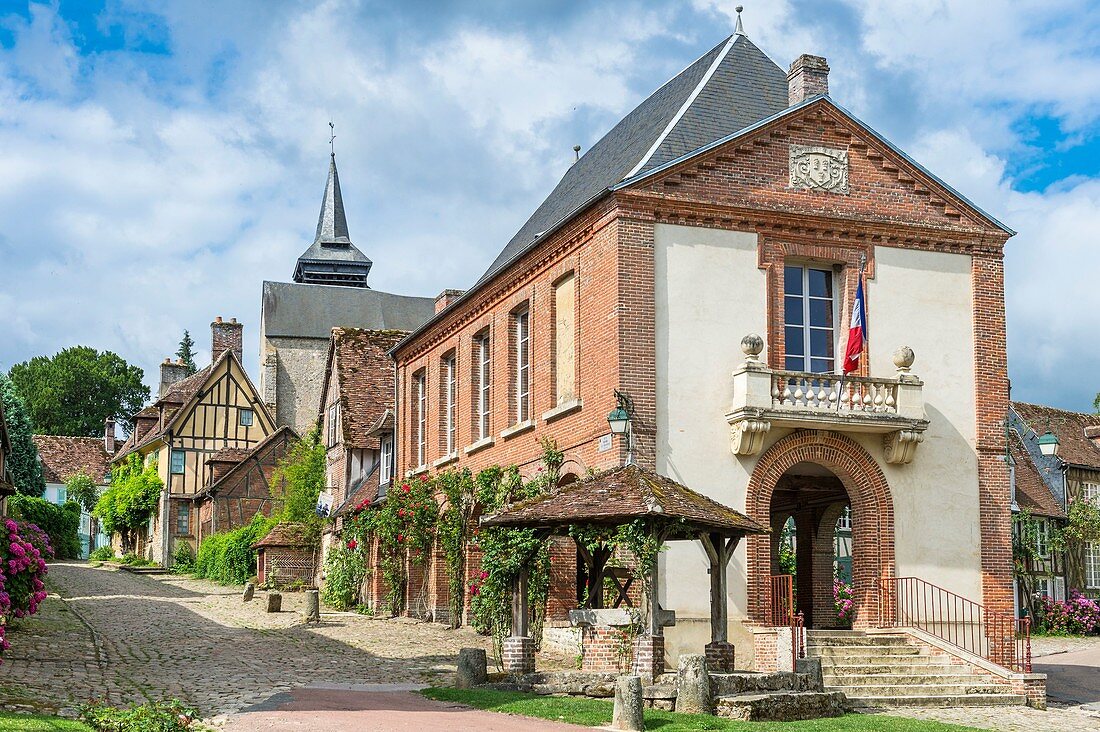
[481,464,768,643]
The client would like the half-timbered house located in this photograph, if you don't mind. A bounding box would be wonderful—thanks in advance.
[114,317,275,565]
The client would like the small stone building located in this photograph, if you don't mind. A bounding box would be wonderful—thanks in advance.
[254,522,316,588]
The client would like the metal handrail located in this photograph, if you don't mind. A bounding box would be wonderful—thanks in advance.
[766,574,795,626]
[879,576,1031,673]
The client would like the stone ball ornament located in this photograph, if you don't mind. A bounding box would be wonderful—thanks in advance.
[893,346,915,371]
[741,333,764,358]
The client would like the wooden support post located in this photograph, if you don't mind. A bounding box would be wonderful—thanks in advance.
[700,532,742,673]
[574,539,612,609]
[512,566,529,638]
[647,531,662,637]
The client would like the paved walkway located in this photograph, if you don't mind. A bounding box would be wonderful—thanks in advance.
[0,563,492,718]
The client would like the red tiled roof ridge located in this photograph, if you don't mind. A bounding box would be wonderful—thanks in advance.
[253,521,314,548]
[32,435,111,484]
[1012,401,1100,468]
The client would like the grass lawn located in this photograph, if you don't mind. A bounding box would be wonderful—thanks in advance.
[420,688,982,731]
[0,711,90,731]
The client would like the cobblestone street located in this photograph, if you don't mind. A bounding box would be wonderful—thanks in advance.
[0,562,492,718]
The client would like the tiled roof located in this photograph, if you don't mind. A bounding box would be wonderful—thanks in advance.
[253,521,314,548]
[333,463,380,518]
[1012,401,1100,469]
[32,436,111,484]
[200,426,298,498]
[1009,433,1065,518]
[326,328,406,449]
[206,447,251,464]
[366,409,394,437]
[481,464,768,538]
[160,365,213,405]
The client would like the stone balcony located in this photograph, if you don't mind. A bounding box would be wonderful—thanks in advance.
[726,335,929,465]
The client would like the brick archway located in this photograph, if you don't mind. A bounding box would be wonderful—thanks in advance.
[747,430,895,628]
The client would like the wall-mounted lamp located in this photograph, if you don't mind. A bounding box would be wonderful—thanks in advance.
[607,390,635,465]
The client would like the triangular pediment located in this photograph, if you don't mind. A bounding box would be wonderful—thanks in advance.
[618,97,1012,238]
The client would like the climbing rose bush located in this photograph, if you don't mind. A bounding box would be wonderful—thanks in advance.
[0,518,53,660]
[1036,592,1100,635]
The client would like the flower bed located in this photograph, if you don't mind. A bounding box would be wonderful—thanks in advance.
[1036,591,1100,635]
[1,518,53,659]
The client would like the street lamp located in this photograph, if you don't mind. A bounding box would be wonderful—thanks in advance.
[1038,428,1060,457]
[607,390,635,465]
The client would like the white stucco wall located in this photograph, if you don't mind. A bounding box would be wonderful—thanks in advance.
[653,223,983,659]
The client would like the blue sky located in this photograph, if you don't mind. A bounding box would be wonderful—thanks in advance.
[1,0,1099,413]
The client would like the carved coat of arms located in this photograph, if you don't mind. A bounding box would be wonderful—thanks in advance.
[789,144,849,194]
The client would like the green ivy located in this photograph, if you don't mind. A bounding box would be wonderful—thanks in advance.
[271,428,325,543]
[437,468,477,628]
[94,454,161,554]
[321,543,368,610]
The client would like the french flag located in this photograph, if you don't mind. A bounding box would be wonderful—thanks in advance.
[842,274,867,375]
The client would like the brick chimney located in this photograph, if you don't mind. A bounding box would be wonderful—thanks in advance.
[787,54,829,105]
[104,416,116,456]
[435,289,466,314]
[211,316,244,363]
[159,358,191,398]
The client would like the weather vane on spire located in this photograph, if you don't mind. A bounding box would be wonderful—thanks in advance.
[329,120,336,156]
[735,5,745,35]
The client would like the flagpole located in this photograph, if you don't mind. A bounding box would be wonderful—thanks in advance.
[837,253,868,412]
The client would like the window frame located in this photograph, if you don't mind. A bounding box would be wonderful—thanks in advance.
[1087,542,1100,590]
[176,502,190,535]
[514,306,530,424]
[443,353,457,456]
[169,449,186,475]
[476,331,491,440]
[326,403,339,448]
[783,263,838,374]
[415,370,427,468]
[379,433,393,485]
[239,408,254,427]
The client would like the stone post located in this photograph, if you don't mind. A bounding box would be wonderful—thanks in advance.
[242,582,255,602]
[674,654,712,715]
[502,636,535,675]
[266,591,282,613]
[456,648,488,689]
[612,675,644,731]
[304,589,320,623]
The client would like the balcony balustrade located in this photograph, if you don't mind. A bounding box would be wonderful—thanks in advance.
[726,334,929,464]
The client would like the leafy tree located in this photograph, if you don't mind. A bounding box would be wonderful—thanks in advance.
[176,330,197,375]
[94,454,162,554]
[0,372,44,496]
[65,472,100,513]
[271,428,323,540]
[9,347,150,436]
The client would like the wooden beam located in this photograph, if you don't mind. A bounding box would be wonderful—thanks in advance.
[512,566,530,637]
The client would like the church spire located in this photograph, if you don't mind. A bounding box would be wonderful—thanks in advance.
[292,137,373,288]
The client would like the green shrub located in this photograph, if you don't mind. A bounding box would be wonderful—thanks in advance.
[89,545,114,562]
[170,543,195,574]
[119,553,152,567]
[94,454,161,555]
[8,495,81,559]
[194,513,276,585]
[78,698,201,731]
[321,544,367,610]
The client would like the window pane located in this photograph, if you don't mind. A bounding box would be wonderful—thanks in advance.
[809,328,834,358]
[784,327,804,356]
[808,268,832,298]
[808,298,833,328]
[810,358,833,374]
[785,356,806,371]
[784,296,803,326]
[784,266,803,295]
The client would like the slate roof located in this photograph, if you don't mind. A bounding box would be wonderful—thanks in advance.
[261,281,435,340]
[1012,402,1100,469]
[1009,432,1065,519]
[481,464,768,538]
[477,34,786,286]
[323,328,406,449]
[253,521,314,549]
[293,154,373,287]
[32,436,112,485]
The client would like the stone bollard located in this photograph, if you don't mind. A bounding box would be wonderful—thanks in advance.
[242,583,255,602]
[674,653,712,715]
[304,590,320,623]
[266,591,282,613]
[612,675,644,731]
[455,648,488,689]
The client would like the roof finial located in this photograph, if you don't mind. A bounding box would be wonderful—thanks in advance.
[328,120,336,157]
[734,5,745,35]
[572,144,581,163]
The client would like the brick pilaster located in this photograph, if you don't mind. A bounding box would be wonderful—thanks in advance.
[631,634,664,680]
[502,636,535,675]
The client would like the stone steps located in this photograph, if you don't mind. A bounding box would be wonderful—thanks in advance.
[709,671,814,696]
[826,682,1012,697]
[824,672,987,686]
[808,646,925,658]
[847,694,1027,708]
[716,691,847,721]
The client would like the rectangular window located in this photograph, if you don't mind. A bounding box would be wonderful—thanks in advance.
[169,449,186,475]
[554,273,576,405]
[1084,482,1100,505]
[380,434,393,485]
[239,409,254,427]
[176,503,190,535]
[327,403,339,447]
[1087,542,1100,589]
[443,353,457,455]
[1035,520,1051,559]
[476,332,491,440]
[415,370,427,467]
[783,264,835,373]
[515,307,530,423]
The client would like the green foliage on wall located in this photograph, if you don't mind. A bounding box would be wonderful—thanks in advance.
[65,472,100,513]
[8,346,150,436]
[8,495,81,559]
[0,372,45,496]
[194,513,277,585]
[321,543,367,610]
[272,427,324,541]
[94,454,161,553]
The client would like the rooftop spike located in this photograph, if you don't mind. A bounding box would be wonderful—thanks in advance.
[734,5,745,35]
[314,152,351,246]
